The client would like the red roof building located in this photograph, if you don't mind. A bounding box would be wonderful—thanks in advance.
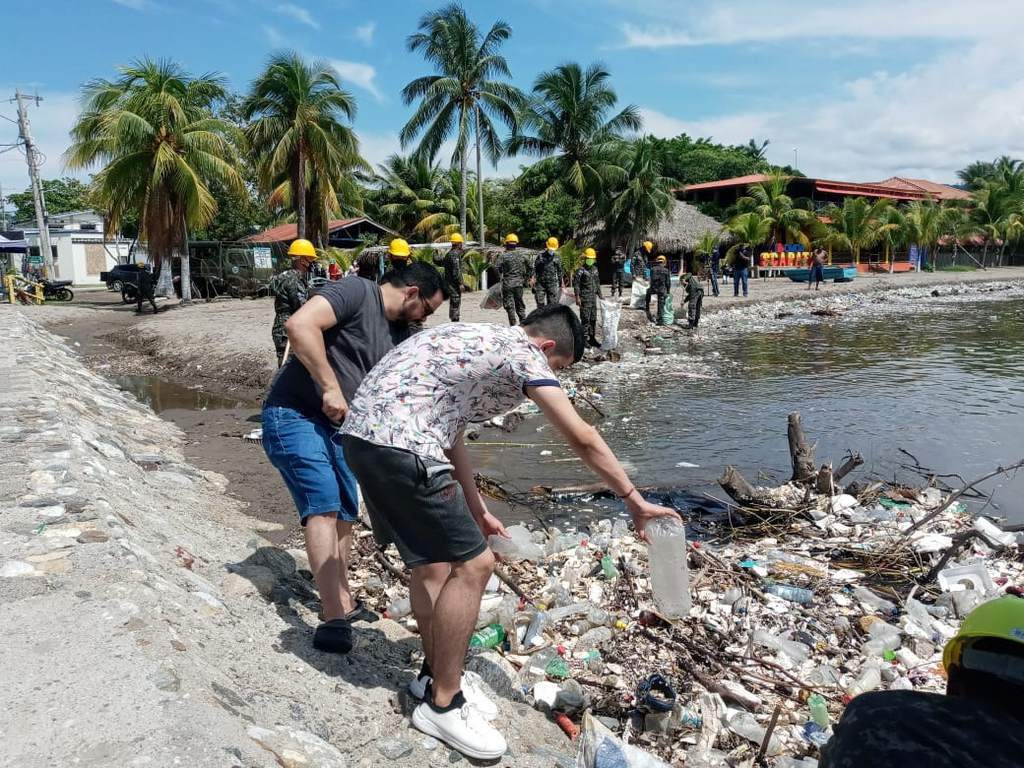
[244,217,396,247]
[682,174,968,207]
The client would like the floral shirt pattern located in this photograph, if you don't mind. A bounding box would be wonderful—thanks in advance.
[341,323,560,462]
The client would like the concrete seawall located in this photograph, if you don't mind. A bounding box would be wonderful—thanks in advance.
[0,308,567,767]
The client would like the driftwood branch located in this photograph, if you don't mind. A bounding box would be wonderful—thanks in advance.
[719,465,766,506]
[787,412,817,483]
[834,452,864,484]
[903,458,1024,537]
[815,464,833,495]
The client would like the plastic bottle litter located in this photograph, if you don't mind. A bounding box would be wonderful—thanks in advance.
[973,517,1016,548]
[762,582,814,605]
[753,630,810,663]
[488,524,544,561]
[853,586,898,616]
[727,711,783,755]
[646,517,691,618]
[845,664,882,698]
[469,623,505,649]
[385,597,411,619]
[523,610,549,647]
[601,554,619,580]
[807,693,829,727]
[576,626,613,653]
[861,620,902,656]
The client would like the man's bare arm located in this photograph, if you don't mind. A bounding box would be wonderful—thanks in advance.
[283,295,347,422]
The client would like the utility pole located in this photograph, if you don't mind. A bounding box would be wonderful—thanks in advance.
[15,90,54,278]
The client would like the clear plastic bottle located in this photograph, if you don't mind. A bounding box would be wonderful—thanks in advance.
[762,582,814,605]
[808,693,829,727]
[846,664,882,698]
[576,626,613,652]
[646,517,691,618]
[385,597,411,619]
[753,630,810,663]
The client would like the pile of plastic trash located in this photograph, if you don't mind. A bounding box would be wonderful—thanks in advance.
[358,481,1023,767]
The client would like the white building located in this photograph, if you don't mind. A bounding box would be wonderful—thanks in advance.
[11,211,142,286]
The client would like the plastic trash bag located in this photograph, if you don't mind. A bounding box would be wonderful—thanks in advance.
[576,713,671,768]
[630,278,649,309]
[661,295,675,325]
[480,283,503,309]
[598,299,621,351]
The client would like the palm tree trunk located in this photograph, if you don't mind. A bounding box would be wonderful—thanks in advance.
[179,214,192,304]
[459,147,468,239]
[154,251,174,298]
[475,104,485,248]
[296,144,307,240]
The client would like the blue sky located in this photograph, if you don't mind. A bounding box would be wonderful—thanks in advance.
[3,0,1024,198]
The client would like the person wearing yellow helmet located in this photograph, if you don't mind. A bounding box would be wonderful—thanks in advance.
[532,236,564,308]
[388,238,412,272]
[442,233,466,321]
[498,233,527,325]
[820,594,1024,767]
[269,239,317,365]
[572,247,603,347]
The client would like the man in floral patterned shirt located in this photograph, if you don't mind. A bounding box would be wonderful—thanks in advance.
[339,304,679,760]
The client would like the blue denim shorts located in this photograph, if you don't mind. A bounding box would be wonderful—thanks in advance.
[262,405,359,524]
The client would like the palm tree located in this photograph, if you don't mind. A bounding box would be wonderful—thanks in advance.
[725,211,772,263]
[742,138,770,161]
[372,154,452,235]
[244,52,363,246]
[507,62,642,223]
[736,171,813,247]
[401,3,524,246]
[970,184,1023,267]
[903,199,948,271]
[821,197,893,265]
[957,160,997,191]
[66,58,244,301]
[877,206,906,273]
[606,137,679,252]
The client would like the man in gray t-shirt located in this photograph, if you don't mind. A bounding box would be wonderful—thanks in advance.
[261,265,446,655]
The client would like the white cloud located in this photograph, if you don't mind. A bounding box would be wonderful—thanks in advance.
[0,91,84,197]
[619,0,1024,48]
[637,40,1024,183]
[275,3,318,30]
[329,59,384,103]
[111,0,153,9]
[355,21,375,45]
[263,24,285,47]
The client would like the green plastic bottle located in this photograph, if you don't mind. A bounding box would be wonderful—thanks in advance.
[601,555,619,580]
[808,693,829,727]
[469,623,506,649]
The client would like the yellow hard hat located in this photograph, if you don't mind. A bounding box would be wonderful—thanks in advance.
[656,255,667,264]
[504,233,519,245]
[450,232,464,244]
[287,238,316,258]
[584,247,596,259]
[643,240,654,252]
[546,237,559,250]
[389,238,411,258]
[943,595,1024,671]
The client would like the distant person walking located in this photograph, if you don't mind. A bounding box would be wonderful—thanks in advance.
[262,264,445,656]
[733,245,752,298]
[810,247,826,290]
[573,247,603,347]
[709,245,722,297]
[442,233,466,322]
[532,237,563,308]
[135,265,159,315]
[269,239,315,365]
[498,233,528,325]
[610,246,627,297]
[646,255,672,325]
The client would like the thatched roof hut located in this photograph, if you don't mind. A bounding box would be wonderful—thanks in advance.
[646,199,727,253]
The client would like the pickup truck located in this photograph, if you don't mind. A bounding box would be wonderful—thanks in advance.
[99,263,146,292]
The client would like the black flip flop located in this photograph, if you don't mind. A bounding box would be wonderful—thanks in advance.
[344,600,379,624]
[312,618,353,654]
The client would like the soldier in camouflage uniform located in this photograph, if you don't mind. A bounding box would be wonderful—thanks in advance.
[532,236,564,308]
[498,233,528,325]
[610,246,627,297]
[442,233,465,321]
[645,254,672,326]
[572,247,603,347]
[269,238,315,367]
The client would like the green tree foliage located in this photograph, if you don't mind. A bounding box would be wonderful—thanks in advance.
[735,172,814,246]
[484,164,582,246]
[650,134,769,186]
[605,137,679,251]
[9,177,93,223]
[507,62,640,223]
[65,57,245,300]
[822,197,894,265]
[244,52,364,246]
[401,3,524,240]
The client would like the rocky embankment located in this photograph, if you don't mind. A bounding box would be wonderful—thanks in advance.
[0,308,568,768]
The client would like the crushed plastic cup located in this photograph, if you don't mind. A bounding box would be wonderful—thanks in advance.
[646,517,691,618]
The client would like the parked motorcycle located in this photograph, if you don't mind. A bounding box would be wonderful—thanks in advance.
[42,280,74,302]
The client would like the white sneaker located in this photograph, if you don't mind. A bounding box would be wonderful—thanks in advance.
[407,670,499,721]
[411,699,507,761]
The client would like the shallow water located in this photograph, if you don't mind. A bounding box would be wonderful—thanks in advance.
[113,375,254,412]
[473,295,1024,524]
